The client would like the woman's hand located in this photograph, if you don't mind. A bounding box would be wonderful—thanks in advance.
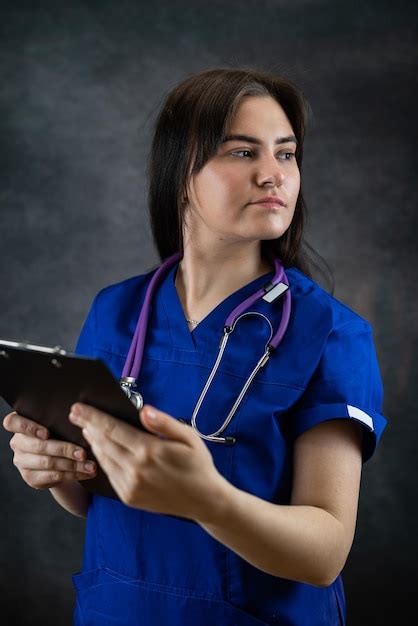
[2,411,98,489]
[68,402,227,523]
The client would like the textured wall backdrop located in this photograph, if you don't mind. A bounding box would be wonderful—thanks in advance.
[0,1,416,624]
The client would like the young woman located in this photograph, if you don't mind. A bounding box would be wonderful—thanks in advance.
[3,67,387,625]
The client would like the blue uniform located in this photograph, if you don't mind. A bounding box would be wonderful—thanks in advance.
[72,259,387,626]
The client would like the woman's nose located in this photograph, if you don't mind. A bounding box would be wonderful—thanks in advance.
[254,154,285,187]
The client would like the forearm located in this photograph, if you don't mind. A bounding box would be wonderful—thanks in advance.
[198,479,347,587]
[49,481,91,518]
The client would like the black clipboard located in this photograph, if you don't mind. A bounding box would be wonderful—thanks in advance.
[0,339,149,500]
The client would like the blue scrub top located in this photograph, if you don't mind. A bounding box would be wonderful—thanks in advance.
[72,259,387,626]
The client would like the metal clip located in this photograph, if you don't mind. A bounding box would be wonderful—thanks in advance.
[52,345,67,355]
[120,377,144,410]
[262,281,289,303]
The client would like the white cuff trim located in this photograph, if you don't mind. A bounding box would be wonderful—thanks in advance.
[347,404,374,431]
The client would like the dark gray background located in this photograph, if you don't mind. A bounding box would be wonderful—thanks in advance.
[1,1,417,624]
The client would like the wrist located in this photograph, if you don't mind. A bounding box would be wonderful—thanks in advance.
[195,472,235,527]
[49,481,90,518]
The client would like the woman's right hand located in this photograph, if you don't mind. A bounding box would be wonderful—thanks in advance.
[2,411,97,490]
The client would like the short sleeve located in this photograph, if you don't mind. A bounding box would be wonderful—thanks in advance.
[284,321,388,463]
[73,296,98,358]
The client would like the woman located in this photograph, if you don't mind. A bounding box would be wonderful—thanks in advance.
[3,68,387,625]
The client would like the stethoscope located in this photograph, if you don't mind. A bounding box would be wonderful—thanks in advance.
[119,251,291,445]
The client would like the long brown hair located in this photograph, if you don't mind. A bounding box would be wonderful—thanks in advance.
[147,66,334,293]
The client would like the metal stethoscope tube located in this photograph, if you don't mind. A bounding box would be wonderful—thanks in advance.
[190,311,274,445]
[119,251,291,445]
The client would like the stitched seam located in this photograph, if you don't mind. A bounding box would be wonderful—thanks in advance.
[104,567,222,602]
[333,321,371,334]
[333,583,346,625]
[75,595,85,626]
[161,289,177,348]
[93,350,305,390]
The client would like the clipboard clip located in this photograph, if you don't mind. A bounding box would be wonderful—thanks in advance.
[0,340,67,356]
[0,341,68,371]
[51,345,67,355]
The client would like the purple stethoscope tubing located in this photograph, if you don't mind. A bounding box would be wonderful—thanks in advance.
[120,250,291,444]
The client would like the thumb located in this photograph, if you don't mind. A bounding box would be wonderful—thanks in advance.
[139,405,194,444]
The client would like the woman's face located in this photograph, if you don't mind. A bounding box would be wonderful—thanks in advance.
[184,95,301,247]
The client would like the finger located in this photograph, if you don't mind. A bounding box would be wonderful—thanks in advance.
[91,453,128,501]
[10,433,88,462]
[13,451,97,475]
[139,405,196,446]
[80,427,129,499]
[69,403,153,451]
[3,412,49,440]
[82,428,144,503]
[22,469,99,489]
[81,426,131,473]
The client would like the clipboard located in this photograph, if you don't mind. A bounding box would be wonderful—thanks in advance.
[0,339,148,500]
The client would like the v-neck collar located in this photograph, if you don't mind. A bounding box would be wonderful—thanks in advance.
[160,260,275,352]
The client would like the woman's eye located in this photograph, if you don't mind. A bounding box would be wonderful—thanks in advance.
[278,152,296,161]
[230,150,296,160]
[230,149,252,158]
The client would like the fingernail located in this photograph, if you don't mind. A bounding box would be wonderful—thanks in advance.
[73,449,84,460]
[84,462,95,473]
[71,404,81,416]
[69,412,79,423]
[146,408,158,421]
[36,429,47,439]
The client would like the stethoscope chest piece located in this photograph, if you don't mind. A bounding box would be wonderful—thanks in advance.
[120,376,144,410]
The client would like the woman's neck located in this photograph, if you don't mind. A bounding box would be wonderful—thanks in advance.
[174,247,273,325]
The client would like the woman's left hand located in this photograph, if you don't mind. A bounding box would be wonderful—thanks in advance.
[68,403,226,523]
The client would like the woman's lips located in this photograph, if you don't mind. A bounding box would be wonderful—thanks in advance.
[252,200,285,209]
[251,196,286,208]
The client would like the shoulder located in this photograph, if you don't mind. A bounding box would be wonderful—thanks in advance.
[85,266,159,346]
[92,266,158,312]
[285,266,372,335]
[96,267,157,298]
[76,266,159,357]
